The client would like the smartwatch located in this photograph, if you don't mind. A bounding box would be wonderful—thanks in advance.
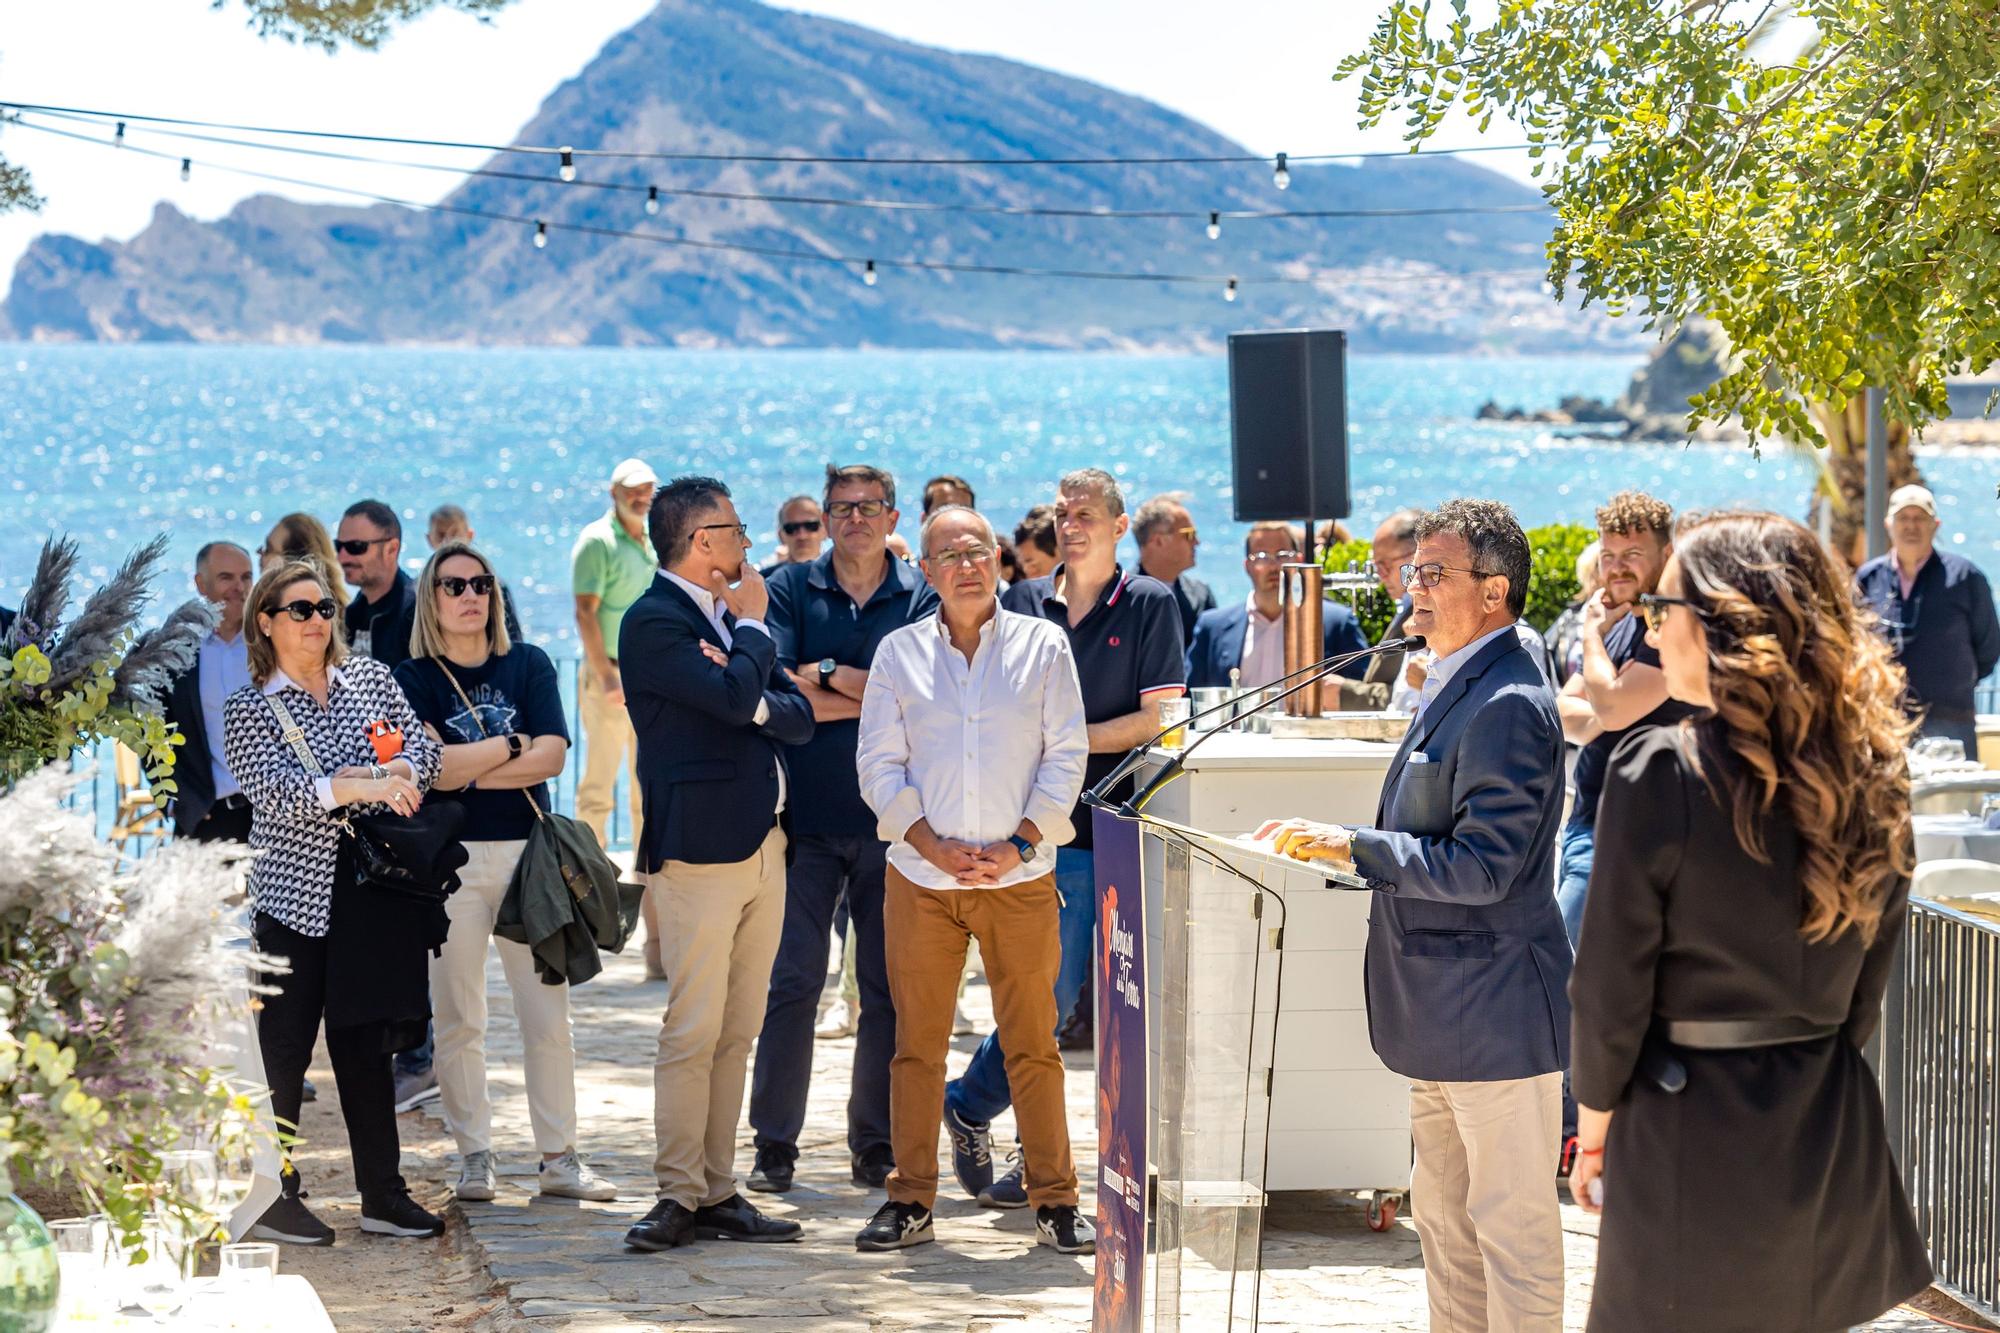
[1007,833,1037,862]
[505,733,525,760]
[818,657,838,690]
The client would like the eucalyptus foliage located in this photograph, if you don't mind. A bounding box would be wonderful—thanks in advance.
[1340,0,2000,446]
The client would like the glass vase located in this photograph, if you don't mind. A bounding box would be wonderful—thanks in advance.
[0,1194,59,1333]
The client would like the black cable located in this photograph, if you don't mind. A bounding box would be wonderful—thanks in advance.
[0,98,1547,167]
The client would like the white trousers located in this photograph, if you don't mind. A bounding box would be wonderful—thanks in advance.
[431,838,580,1156]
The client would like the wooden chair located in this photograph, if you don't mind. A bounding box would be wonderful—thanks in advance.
[109,741,169,857]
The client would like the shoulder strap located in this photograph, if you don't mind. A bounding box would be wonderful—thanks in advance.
[265,693,324,778]
[433,657,547,824]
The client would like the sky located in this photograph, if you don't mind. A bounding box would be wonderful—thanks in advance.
[0,0,1536,297]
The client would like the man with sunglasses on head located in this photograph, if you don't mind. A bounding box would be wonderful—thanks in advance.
[620,476,815,1254]
[744,464,937,1196]
[1186,521,1369,689]
[758,496,826,575]
[1132,493,1215,644]
[337,499,417,666]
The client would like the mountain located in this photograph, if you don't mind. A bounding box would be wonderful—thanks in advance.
[0,0,1622,353]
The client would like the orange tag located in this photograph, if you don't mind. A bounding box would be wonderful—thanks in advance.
[366,719,405,764]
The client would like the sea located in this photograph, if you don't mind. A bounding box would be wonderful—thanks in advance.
[5,344,1997,654]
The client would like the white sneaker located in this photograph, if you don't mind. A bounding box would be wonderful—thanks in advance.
[539,1150,618,1201]
[455,1149,497,1202]
[815,998,858,1040]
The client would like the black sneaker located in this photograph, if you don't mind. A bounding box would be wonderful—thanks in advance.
[977,1148,1028,1209]
[246,1193,335,1247]
[856,1199,934,1252]
[850,1144,894,1190]
[747,1141,795,1194]
[945,1103,994,1200]
[1036,1203,1096,1254]
[360,1188,445,1238]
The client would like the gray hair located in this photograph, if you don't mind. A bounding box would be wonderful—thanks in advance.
[1415,498,1532,618]
[919,504,996,559]
[1131,492,1192,545]
[776,494,819,525]
[194,540,249,573]
[824,464,898,511]
[1058,467,1125,518]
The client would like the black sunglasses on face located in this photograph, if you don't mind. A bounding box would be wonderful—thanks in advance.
[276,598,338,622]
[334,537,392,556]
[438,574,496,598]
[1637,594,1709,633]
[782,520,822,535]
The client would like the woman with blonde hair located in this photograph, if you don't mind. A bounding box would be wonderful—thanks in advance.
[258,512,350,611]
[390,541,617,1204]
[1569,511,1930,1330]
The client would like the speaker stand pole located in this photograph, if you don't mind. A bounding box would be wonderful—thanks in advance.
[1300,331,1319,566]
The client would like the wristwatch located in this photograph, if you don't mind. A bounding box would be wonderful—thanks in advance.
[818,657,838,690]
[1007,833,1037,862]
[505,733,525,759]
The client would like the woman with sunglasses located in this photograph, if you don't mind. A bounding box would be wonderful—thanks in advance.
[1569,512,1930,1330]
[223,560,445,1245]
[391,543,618,1205]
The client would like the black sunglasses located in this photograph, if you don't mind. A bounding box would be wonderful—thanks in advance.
[334,537,393,556]
[1637,593,1709,633]
[438,574,496,598]
[276,598,338,622]
[782,520,822,535]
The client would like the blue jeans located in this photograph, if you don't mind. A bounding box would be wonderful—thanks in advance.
[393,1023,433,1079]
[947,847,1094,1125]
[1556,819,1596,952]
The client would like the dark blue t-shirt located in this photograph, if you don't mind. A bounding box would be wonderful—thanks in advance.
[1569,611,1692,828]
[394,645,569,842]
[1002,564,1187,849]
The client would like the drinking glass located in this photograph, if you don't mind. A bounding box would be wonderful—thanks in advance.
[218,1242,279,1288]
[1159,696,1191,751]
[48,1216,109,1317]
[159,1149,222,1212]
[131,1219,191,1323]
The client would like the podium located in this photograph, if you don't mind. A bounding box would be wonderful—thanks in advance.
[1091,808,1413,1333]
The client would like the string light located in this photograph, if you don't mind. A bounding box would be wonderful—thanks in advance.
[645,184,660,215]
[863,259,877,286]
[113,120,124,147]
[1225,277,1238,301]
[1206,210,1221,240]
[533,220,547,249]
[1273,152,1290,190]
[558,147,575,183]
[178,157,190,182]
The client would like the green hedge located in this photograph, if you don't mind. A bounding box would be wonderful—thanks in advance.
[1321,522,1594,638]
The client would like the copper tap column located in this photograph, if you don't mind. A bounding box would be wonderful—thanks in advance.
[1280,562,1326,716]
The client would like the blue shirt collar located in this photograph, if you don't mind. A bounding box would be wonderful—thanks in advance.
[804,547,921,603]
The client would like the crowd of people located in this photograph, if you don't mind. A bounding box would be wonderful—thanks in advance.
[72,455,1998,1328]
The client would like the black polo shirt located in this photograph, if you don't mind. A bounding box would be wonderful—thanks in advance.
[767,549,938,838]
[1002,563,1187,849]
[1855,550,2000,723]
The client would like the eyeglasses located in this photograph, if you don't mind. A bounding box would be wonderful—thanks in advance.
[782,520,822,535]
[927,545,995,571]
[333,537,392,556]
[1247,549,1303,567]
[697,522,750,543]
[275,598,337,622]
[1637,594,1709,633]
[438,574,495,598]
[826,500,889,519]
[1400,562,1497,589]
[1171,526,1199,542]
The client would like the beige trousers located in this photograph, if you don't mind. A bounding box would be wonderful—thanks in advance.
[648,827,787,1207]
[576,662,643,851]
[1409,1071,1565,1333]
[430,840,579,1156]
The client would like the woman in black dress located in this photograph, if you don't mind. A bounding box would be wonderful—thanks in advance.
[1569,511,1932,1332]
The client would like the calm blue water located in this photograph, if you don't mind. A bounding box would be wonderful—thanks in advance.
[5,344,1997,650]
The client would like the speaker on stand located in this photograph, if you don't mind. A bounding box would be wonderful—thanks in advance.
[1227,329,1351,564]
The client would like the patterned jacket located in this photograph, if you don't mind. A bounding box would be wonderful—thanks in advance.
[222,655,441,937]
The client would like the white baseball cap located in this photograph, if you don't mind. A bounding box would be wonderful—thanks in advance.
[610,458,658,489]
[1887,484,1936,518]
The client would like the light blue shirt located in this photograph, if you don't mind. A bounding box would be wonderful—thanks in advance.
[1415,622,1518,729]
[198,629,251,798]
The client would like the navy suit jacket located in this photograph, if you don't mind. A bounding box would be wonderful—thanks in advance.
[1347,627,1571,1082]
[161,663,219,835]
[619,574,814,872]
[1185,599,1370,689]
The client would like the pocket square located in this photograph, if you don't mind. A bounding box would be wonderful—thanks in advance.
[1406,752,1432,765]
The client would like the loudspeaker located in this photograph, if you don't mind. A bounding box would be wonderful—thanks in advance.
[1227,329,1350,523]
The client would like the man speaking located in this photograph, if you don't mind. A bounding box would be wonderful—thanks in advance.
[1258,498,1569,1333]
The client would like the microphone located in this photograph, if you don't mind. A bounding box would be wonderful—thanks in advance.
[1082,636,1426,817]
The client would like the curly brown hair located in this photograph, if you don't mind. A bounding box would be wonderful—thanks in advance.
[1595,490,1673,538]
[1672,511,1915,945]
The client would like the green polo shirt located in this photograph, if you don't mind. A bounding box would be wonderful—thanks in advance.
[571,509,656,657]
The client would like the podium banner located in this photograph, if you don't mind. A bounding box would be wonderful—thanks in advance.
[1092,807,1146,1333]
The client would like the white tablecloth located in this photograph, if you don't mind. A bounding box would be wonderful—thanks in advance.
[1912,813,2000,865]
[61,1274,334,1331]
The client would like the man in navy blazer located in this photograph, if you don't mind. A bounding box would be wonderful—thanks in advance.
[1185,521,1370,690]
[619,476,815,1254]
[1260,499,1569,1333]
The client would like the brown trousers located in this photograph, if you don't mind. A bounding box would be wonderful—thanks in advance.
[883,865,1077,1210]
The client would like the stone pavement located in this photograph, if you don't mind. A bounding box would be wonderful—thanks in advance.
[421,940,1966,1332]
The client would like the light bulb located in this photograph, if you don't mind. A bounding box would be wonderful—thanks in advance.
[534,221,548,249]
[179,158,191,182]
[558,148,576,183]
[114,121,126,148]
[1224,278,1239,302]
[645,185,660,216]
[1273,152,1290,190]
[863,259,878,287]
[1206,210,1221,241]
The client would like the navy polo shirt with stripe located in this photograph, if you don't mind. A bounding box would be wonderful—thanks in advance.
[1002,563,1187,849]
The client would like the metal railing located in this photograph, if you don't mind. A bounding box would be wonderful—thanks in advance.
[1883,897,2000,1321]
